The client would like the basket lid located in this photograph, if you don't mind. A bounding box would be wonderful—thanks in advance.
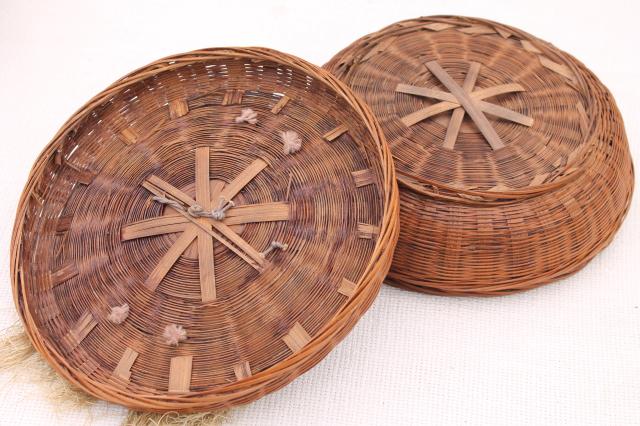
[326,16,593,202]
[11,48,397,411]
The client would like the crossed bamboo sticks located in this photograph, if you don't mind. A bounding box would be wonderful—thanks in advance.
[121,147,289,302]
[397,61,534,150]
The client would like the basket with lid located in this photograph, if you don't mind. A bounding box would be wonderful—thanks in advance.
[325,16,633,295]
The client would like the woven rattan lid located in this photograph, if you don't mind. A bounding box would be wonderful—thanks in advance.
[10,48,398,411]
[326,16,634,295]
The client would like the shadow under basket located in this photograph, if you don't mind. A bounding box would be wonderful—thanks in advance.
[10,47,399,412]
[325,15,634,296]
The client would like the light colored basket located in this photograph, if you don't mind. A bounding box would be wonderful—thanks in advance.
[10,47,399,412]
[325,16,634,295]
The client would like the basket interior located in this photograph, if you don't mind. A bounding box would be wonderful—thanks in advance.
[17,54,386,398]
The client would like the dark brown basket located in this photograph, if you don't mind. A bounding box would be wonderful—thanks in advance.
[325,16,634,295]
[10,47,399,412]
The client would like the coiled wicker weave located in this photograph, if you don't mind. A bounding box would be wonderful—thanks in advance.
[10,47,399,412]
[325,16,634,295]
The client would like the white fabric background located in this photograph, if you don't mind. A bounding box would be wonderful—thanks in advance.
[0,1,638,425]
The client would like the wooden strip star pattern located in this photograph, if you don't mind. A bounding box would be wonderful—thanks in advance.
[121,148,289,301]
[396,61,534,150]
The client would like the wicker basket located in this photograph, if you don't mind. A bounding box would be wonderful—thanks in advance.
[325,16,634,295]
[10,47,399,412]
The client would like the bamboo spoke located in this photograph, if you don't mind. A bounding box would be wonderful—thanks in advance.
[444,62,480,149]
[209,220,265,267]
[219,158,267,201]
[144,227,198,291]
[195,147,216,302]
[195,147,212,208]
[222,202,290,225]
[121,215,189,241]
[144,175,196,206]
[401,101,460,127]
[477,100,534,126]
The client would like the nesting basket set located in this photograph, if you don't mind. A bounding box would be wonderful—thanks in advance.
[9,16,633,413]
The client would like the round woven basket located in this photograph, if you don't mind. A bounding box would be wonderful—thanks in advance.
[10,47,399,412]
[325,16,634,295]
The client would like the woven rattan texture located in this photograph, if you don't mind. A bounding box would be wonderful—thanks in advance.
[325,16,634,295]
[10,47,399,412]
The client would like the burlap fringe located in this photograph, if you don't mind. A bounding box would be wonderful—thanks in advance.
[0,322,97,410]
[1,323,228,425]
[0,322,34,368]
[124,410,227,425]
